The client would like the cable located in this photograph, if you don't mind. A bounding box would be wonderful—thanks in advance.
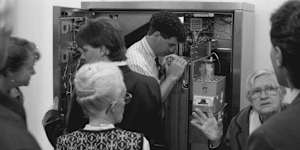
[210,52,221,73]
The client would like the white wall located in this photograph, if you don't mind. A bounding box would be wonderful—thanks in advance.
[14,0,80,150]
[14,0,53,149]
[13,0,288,149]
[227,0,287,70]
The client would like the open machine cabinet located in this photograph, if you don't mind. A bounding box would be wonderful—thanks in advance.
[53,1,254,150]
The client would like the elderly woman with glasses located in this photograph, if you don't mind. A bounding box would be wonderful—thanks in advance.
[191,69,286,150]
[56,62,150,150]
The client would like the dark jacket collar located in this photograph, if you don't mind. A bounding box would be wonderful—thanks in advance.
[291,93,300,106]
[232,106,252,150]
[235,106,251,133]
[119,65,131,74]
[0,91,26,122]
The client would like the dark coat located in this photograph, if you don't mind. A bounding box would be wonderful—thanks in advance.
[43,65,163,148]
[247,94,300,150]
[217,106,251,150]
[0,92,41,150]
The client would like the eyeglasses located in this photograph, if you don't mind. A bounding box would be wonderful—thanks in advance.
[249,86,279,99]
[124,92,132,104]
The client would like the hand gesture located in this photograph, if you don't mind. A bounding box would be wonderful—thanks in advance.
[191,108,223,141]
[164,54,187,80]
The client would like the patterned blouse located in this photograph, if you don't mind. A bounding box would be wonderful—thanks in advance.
[56,128,144,150]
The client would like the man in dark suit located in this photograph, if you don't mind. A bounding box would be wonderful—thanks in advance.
[43,17,164,150]
[247,1,300,149]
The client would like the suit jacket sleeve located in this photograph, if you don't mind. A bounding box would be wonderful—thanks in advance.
[43,98,88,147]
[134,78,164,145]
[220,123,233,150]
[42,109,65,147]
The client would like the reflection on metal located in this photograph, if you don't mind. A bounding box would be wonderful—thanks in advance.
[82,1,254,12]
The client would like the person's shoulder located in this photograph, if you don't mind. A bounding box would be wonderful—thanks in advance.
[127,39,142,52]
[136,72,157,83]
[0,117,41,150]
[248,108,300,150]
[127,70,157,84]
[0,104,25,126]
[116,128,144,138]
[126,41,143,59]
[238,106,252,116]
[57,130,83,140]
[247,126,274,150]
[230,106,251,123]
[263,102,300,130]
[133,73,160,92]
[251,103,300,147]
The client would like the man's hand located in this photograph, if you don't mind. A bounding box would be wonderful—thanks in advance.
[164,54,187,81]
[191,108,223,141]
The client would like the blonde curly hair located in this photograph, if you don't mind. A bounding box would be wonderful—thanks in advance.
[74,62,126,116]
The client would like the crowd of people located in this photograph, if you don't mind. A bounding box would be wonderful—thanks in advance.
[1,0,300,150]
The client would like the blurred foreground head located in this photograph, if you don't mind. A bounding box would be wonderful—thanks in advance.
[0,0,15,70]
[270,0,300,88]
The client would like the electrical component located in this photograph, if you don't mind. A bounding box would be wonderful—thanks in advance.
[193,76,226,114]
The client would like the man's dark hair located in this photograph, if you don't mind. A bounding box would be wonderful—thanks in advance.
[148,11,186,43]
[270,0,300,88]
[76,17,126,61]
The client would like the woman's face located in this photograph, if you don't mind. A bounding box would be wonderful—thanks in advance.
[9,54,36,87]
[249,74,282,115]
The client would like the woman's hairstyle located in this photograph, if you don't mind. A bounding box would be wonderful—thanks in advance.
[246,69,285,101]
[0,36,40,75]
[74,61,126,116]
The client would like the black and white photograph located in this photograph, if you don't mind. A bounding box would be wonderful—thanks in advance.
[0,0,299,150]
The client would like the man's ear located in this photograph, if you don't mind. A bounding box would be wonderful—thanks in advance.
[274,46,283,67]
[4,69,13,77]
[99,46,110,57]
[152,31,161,38]
[109,102,120,114]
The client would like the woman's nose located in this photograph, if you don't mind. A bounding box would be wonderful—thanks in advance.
[260,90,269,99]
